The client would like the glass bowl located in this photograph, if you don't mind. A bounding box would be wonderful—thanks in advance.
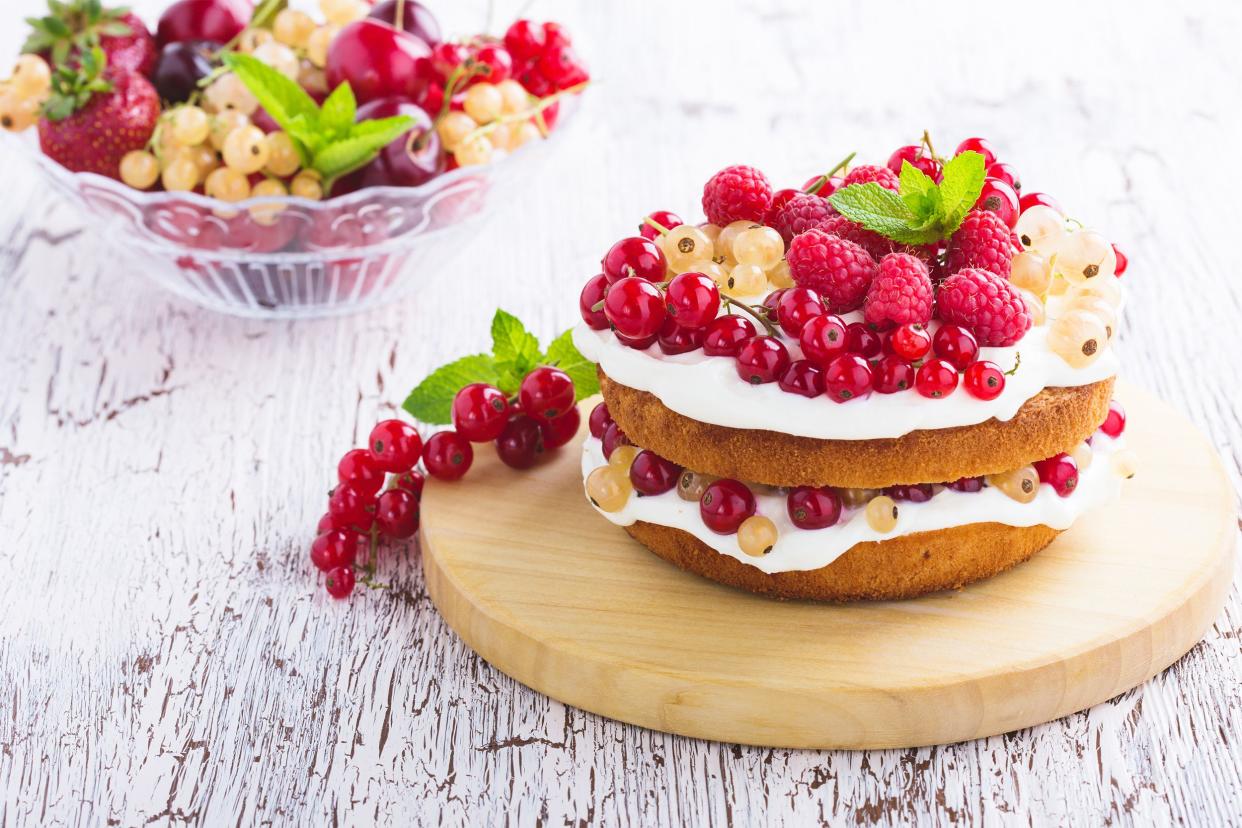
[2,98,578,319]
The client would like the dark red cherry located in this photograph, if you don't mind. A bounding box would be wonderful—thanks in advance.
[326,20,434,106]
[367,0,441,46]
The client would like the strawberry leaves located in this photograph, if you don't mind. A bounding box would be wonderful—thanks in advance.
[41,44,112,121]
[829,150,987,245]
[23,0,134,67]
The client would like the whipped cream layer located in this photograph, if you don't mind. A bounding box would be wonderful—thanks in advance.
[582,435,1126,575]
[574,317,1119,441]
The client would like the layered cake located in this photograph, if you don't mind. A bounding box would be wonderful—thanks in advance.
[573,138,1136,600]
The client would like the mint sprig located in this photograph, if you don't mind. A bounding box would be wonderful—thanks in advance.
[829,150,987,245]
[402,310,600,425]
[222,53,416,189]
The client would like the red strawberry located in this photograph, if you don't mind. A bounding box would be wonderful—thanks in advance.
[23,3,156,77]
[37,49,159,180]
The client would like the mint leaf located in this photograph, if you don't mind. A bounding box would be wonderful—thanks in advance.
[312,117,413,180]
[546,329,599,401]
[320,82,356,135]
[829,183,920,239]
[898,160,941,223]
[224,53,319,133]
[937,150,987,232]
[491,310,542,393]
[402,354,499,425]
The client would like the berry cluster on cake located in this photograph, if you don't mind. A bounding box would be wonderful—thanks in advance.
[572,135,1136,601]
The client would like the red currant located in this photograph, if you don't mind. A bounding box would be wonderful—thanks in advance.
[776,287,825,338]
[616,332,657,350]
[640,210,683,240]
[452,383,511,442]
[702,315,755,357]
[885,484,935,502]
[963,361,1005,400]
[588,402,612,439]
[369,419,422,473]
[629,450,682,495]
[915,358,959,399]
[503,19,545,60]
[823,354,873,403]
[495,414,544,469]
[657,318,705,355]
[431,41,469,77]
[764,188,800,223]
[601,421,630,460]
[604,276,666,339]
[975,177,1019,228]
[778,359,824,398]
[946,476,984,493]
[324,565,356,599]
[316,513,338,533]
[1019,191,1061,215]
[665,272,720,329]
[887,145,941,181]
[423,431,473,481]
[699,479,756,534]
[310,529,360,571]
[470,43,513,85]
[799,314,848,366]
[328,482,376,529]
[338,448,384,497]
[1100,400,1126,437]
[955,136,997,167]
[987,162,1021,192]
[539,406,581,448]
[786,486,841,529]
[519,366,574,422]
[602,236,666,284]
[1112,245,1128,277]
[873,354,915,394]
[395,470,424,498]
[579,273,609,330]
[1035,453,1079,497]
[932,324,979,370]
[538,42,587,89]
[844,322,881,358]
[760,289,787,323]
[376,489,420,539]
[735,336,790,385]
[888,323,931,361]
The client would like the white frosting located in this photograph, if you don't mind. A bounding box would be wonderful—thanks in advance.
[573,318,1119,441]
[582,435,1126,575]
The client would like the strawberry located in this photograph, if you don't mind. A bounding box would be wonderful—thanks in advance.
[37,48,159,179]
[23,1,157,77]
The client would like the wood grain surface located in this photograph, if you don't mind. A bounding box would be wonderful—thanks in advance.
[1,0,1240,824]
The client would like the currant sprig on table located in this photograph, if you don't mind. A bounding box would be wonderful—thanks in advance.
[311,310,596,599]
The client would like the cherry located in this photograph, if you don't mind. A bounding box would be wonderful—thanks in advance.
[539,406,581,449]
[153,40,216,103]
[504,19,546,61]
[519,367,574,422]
[588,402,613,440]
[778,359,824,398]
[310,529,360,571]
[452,383,511,442]
[946,476,984,493]
[1112,245,1128,277]
[629,450,682,495]
[395,470,425,498]
[368,0,441,46]
[735,336,790,385]
[873,355,915,394]
[376,489,420,539]
[640,210,683,240]
[932,324,979,370]
[955,137,997,167]
[369,420,422,473]
[495,414,545,469]
[604,276,667,339]
[328,481,376,529]
[888,323,931,361]
[1035,453,1079,497]
[601,422,631,460]
[799,314,848,366]
[324,565,356,599]
[963,361,1005,400]
[333,98,443,192]
[602,236,666,284]
[1019,191,1062,215]
[987,162,1021,192]
[338,448,385,497]
[423,431,473,481]
[887,145,942,181]
[657,318,705,355]
[665,272,720,329]
[786,486,842,530]
[844,322,882,359]
[776,287,825,337]
[703,316,755,357]
[823,354,873,403]
[156,0,251,48]
[915,358,959,399]
[699,479,756,534]
[579,273,609,330]
[885,484,935,503]
[326,20,433,106]
[1100,400,1126,437]
[975,177,1020,228]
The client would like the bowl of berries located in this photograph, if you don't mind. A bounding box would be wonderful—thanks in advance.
[1,0,589,318]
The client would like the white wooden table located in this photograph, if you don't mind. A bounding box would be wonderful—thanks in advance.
[1,0,1239,823]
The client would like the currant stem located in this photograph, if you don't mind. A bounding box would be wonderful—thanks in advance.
[804,152,856,196]
[643,217,672,236]
[921,130,941,164]
[721,296,778,336]
[1005,352,1022,376]
[395,0,407,33]
[458,80,591,146]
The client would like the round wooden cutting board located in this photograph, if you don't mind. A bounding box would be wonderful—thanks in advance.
[420,382,1236,749]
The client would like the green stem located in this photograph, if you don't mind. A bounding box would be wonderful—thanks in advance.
[643,217,672,236]
[458,80,590,145]
[804,151,856,196]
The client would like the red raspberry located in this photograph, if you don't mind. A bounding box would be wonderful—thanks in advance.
[816,214,935,266]
[786,229,877,314]
[937,267,1032,346]
[767,193,835,245]
[843,164,900,191]
[864,253,933,328]
[945,210,1016,279]
[701,165,773,226]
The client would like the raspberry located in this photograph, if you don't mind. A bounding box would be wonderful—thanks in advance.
[786,229,877,314]
[864,253,933,328]
[767,193,835,245]
[815,214,935,266]
[945,210,1016,279]
[843,164,900,191]
[701,165,773,226]
[937,267,1032,346]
